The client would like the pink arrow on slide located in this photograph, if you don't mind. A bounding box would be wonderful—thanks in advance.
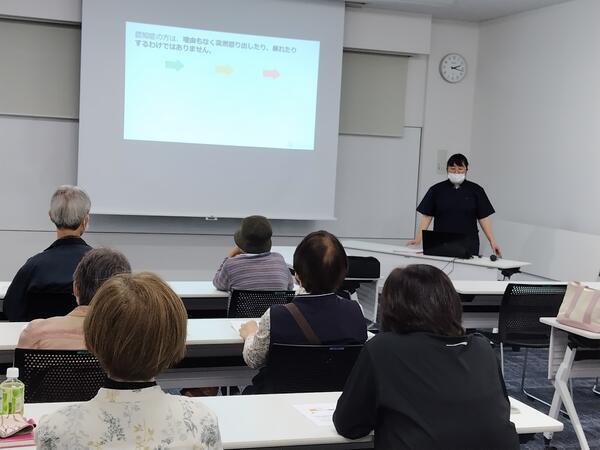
[263,69,280,79]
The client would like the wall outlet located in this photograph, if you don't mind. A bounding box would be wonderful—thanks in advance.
[436,149,447,175]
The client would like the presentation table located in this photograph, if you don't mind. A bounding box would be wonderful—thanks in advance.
[340,240,531,281]
[18,392,562,449]
[540,317,600,450]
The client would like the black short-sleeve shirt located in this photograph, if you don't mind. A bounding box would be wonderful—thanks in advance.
[417,180,495,238]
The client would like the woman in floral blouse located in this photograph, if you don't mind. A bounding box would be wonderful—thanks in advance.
[35,272,222,450]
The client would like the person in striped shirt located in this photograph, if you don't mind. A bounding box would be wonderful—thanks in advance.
[213,215,294,291]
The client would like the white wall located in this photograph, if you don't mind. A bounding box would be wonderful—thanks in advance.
[418,20,479,199]
[0,3,484,280]
[472,0,600,279]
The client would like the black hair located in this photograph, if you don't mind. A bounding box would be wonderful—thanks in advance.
[293,230,348,294]
[446,153,469,168]
[381,264,464,337]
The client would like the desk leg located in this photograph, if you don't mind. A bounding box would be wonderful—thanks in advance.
[544,347,590,450]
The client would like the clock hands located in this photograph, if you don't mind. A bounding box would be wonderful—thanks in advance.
[451,65,465,72]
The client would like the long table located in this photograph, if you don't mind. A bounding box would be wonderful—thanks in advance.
[341,240,530,281]
[0,281,229,318]
[5,279,583,332]
[0,319,258,388]
[19,392,562,449]
[0,319,379,389]
[274,243,530,281]
[453,281,600,330]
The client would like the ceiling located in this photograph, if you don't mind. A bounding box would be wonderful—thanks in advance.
[345,0,574,22]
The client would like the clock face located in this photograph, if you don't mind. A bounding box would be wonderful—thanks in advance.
[439,53,467,83]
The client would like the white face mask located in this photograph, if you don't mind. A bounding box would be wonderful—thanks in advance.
[448,173,466,185]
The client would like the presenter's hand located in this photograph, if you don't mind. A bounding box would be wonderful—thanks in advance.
[239,320,258,340]
[490,242,502,257]
[227,245,243,258]
[407,238,421,246]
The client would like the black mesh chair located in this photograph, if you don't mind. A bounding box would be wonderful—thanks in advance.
[14,348,106,403]
[23,292,78,321]
[256,343,363,393]
[227,289,295,318]
[496,284,567,406]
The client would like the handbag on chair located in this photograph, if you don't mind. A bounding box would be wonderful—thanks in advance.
[556,282,600,333]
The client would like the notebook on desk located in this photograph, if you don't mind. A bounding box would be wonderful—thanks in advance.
[422,230,472,259]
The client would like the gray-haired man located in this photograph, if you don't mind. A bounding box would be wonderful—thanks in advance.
[4,185,93,321]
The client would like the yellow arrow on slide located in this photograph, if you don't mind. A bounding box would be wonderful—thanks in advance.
[215,65,234,74]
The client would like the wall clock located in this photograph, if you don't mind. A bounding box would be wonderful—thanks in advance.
[439,53,467,83]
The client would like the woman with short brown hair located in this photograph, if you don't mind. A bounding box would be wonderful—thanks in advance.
[35,272,222,450]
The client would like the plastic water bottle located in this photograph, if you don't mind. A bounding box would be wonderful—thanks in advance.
[0,367,25,414]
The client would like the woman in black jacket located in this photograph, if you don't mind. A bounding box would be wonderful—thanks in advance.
[333,264,519,450]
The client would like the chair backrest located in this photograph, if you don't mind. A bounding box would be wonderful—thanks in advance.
[14,348,106,403]
[24,292,78,321]
[261,343,363,393]
[228,290,295,318]
[498,284,567,347]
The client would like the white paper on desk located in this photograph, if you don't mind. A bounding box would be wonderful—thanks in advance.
[294,403,336,426]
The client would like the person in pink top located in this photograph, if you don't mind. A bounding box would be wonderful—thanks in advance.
[17,248,131,349]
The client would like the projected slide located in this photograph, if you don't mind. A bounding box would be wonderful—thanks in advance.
[124,22,320,150]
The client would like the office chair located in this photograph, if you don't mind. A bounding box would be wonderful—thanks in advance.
[14,348,106,403]
[227,289,295,318]
[23,292,78,321]
[255,343,363,393]
[495,284,567,407]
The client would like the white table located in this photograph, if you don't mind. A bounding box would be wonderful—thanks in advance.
[340,240,530,281]
[452,281,600,330]
[0,281,229,316]
[0,281,228,300]
[0,319,258,388]
[18,392,562,449]
[453,281,600,296]
[0,319,374,389]
[540,317,600,450]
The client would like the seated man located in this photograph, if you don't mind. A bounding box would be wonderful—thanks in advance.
[239,230,367,394]
[213,215,293,291]
[17,248,131,349]
[4,186,93,321]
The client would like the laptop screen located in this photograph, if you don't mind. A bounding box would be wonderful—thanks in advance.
[422,230,472,259]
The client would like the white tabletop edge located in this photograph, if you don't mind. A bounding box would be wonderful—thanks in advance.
[19,393,562,450]
[539,317,600,339]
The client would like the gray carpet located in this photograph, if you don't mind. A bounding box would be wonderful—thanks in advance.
[501,347,600,449]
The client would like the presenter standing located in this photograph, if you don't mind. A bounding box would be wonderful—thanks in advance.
[408,154,501,257]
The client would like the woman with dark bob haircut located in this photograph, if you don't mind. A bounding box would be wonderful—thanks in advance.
[334,265,519,450]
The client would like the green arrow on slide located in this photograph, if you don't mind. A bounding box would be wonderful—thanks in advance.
[165,60,184,71]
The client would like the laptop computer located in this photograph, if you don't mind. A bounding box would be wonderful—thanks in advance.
[422,230,472,259]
